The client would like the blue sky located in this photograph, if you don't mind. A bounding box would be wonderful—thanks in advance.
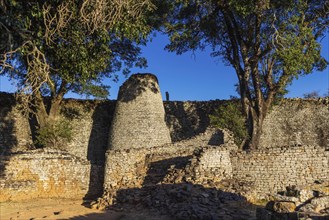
[0,33,328,101]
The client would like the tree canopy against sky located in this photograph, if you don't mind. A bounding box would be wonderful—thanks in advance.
[0,0,155,144]
[163,0,329,148]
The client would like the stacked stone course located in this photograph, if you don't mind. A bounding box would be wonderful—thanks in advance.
[108,73,171,150]
[192,147,233,184]
[1,92,328,155]
[0,149,103,202]
[260,99,329,148]
[231,145,329,197]
[103,144,196,191]
[0,93,32,152]
[0,76,328,208]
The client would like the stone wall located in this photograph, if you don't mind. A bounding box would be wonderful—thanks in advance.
[164,100,224,141]
[1,134,328,202]
[192,147,233,184]
[0,93,32,152]
[61,99,115,162]
[231,145,329,197]
[165,99,329,148]
[1,92,328,202]
[1,92,328,158]
[104,129,235,190]
[103,140,328,202]
[260,99,329,148]
[0,149,103,202]
[108,74,171,150]
[0,93,116,163]
[103,128,231,191]
[103,145,196,191]
[160,144,328,199]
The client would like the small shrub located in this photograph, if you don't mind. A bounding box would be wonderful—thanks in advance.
[36,119,73,149]
[303,91,320,99]
[209,101,247,147]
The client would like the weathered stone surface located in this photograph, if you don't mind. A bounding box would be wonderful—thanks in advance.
[2,91,328,156]
[111,183,255,220]
[0,149,104,202]
[310,196,329,212]
[299,189,316,202]
[259,98,329,149]
[103,127,236,193]
[0,82,328,209]
[0,93,32,152]
[256,208,298,220]
[231,146,329,198]
[108,73,172,150]
[266,201,296,213]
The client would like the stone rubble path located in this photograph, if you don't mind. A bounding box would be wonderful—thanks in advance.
[109,183,258,220]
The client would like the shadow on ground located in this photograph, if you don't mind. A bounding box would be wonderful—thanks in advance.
[73,183,258,220]
[76,154,259,220]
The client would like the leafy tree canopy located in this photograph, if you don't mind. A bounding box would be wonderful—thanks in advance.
[0,0,156,147]
[1,0,154,99]
[162,0,329,148]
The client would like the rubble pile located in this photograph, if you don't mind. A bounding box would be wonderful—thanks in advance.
[113,183,255,220]
[256,181,329,220]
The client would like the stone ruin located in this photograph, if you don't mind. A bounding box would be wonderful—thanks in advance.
[0,73,328,219]
[108,73,172,150]
[92,73,329,219]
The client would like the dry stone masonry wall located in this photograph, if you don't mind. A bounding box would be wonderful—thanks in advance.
[0,85,328,204]
[0,93,32,152]
[103,145,196,191]
[61,99,115,162]
[0,149,103,202]
[103,128,234,191]
[108,74,171,150]
[100,137,328,208]
[260,99,329,148]
[192,147,233,185]
[231,145,329,198]
[1,93,328,156]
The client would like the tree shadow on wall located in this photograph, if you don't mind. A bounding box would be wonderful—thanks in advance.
[164,102,212,142]
[72,156,259,220]
[84,101,116,200]
[0,92,18,176]
[143,156,192,186]
[135,156,256,220]
[72,156,329,219]
[208,130,224,146]
[118,74,159,103]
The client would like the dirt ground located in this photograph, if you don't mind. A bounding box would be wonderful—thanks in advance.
[0,199,171,220]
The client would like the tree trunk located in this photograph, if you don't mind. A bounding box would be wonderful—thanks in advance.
[243,108,262,149]
[244,99,272,150]
[249,110,264,149]
[34,92,48,129]
[48,95,63,122]
[33,92,63,129]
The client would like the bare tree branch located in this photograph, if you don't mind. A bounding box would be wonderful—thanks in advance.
[43,2,74,45]
[79,0,155,33]
[14,42,52,117]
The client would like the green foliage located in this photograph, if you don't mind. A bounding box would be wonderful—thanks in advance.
[1,0,156,147]
[162,0,329,148]
[36,119,73,149]
[0,0,154,99]
[209,102,248,147]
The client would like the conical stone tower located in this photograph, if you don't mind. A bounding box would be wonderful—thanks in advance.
[108,73,171,150]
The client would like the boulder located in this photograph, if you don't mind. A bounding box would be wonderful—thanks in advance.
[266,201,296,213]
